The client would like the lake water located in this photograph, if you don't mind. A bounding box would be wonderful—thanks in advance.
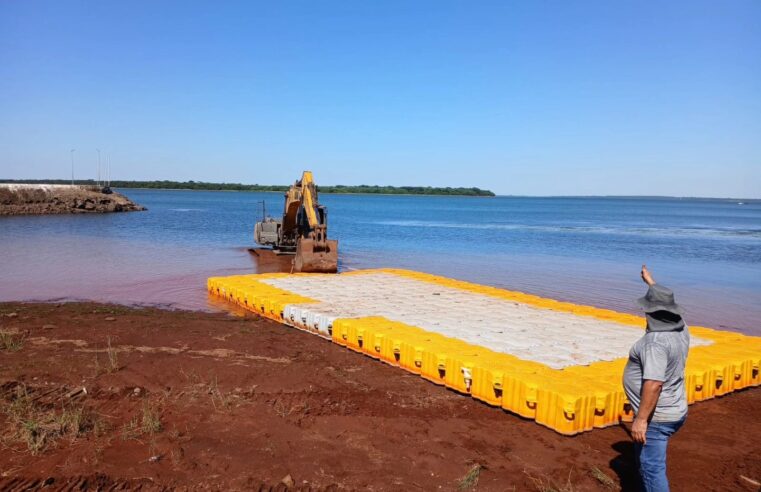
[1,190,759,335]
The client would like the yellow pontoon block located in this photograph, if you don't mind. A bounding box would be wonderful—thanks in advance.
[208,269,761,435]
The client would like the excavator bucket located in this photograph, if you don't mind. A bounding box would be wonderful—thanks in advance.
[294,237,338,273]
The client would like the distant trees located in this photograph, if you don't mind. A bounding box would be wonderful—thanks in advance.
[0,179,495,196]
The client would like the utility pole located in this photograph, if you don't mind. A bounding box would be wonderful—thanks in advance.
[70,149,76,185]
[96,148,101,186]
[107,154,111,187]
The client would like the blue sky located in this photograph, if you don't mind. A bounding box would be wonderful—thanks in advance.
[1,1,759,197]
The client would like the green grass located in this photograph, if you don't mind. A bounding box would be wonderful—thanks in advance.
[2,384,102,454]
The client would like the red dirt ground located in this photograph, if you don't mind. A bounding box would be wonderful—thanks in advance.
[0,302,758,491]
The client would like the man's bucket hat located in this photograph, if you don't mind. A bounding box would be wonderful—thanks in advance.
[637,284,685,316]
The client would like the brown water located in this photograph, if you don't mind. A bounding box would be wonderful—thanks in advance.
[1,237,288,311]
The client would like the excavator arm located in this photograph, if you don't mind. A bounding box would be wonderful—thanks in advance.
[299,171,320,228]
[283,171,320,234]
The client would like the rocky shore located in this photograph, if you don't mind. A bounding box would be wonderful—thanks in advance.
[0,184,145,215]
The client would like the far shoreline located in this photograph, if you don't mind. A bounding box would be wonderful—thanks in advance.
[112,187,496,197]
[111,187,759,202]
[0,180,495,198]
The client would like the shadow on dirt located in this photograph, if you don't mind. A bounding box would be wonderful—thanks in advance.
[610,439,642,491]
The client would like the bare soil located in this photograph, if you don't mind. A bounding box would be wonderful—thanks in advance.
[0,302,758,491]
[0,184,145,215]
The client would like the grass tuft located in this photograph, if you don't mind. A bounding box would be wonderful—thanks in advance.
[458,464,484,491]
[121,401,162,440]
[524,468,577,492]
[94,336,121,375]
[2,384,102,454]
[141,402,162,435]
[0,330,25,351]
[589,467,618,490]
[121,416,141,441]
[274,399,291,419]
[106,336,120,373]
[208,376,233,411]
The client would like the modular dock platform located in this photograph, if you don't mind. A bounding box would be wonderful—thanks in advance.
[208,269,761,435]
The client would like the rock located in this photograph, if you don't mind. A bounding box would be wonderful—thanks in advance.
[43,324,56,330]
[0,184,145,216]
[7,312,18,318]
[105,317,116,321]
[133,387,142,397]
[281,475,295,488]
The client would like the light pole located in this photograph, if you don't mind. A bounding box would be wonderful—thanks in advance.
[70,149,75,185]
[96,148,101,186]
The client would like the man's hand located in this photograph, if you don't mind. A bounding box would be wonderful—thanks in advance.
[632,380,663,444]
[641,264,656,286]
[632,417,648,443]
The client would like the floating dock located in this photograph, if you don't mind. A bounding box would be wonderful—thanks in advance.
[208,269,761,435]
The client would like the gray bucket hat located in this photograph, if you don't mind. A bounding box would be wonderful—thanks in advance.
[637,284,685,315]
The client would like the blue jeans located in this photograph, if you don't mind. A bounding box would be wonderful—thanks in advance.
[634,416,686,492]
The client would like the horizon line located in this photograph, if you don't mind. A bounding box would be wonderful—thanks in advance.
[1,178,759,201]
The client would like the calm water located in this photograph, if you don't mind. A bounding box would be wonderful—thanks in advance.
[1,190,759,334]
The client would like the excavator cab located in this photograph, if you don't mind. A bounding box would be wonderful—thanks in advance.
[254,171,338,273]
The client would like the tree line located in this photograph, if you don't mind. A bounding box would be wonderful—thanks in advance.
[0,179,495,196]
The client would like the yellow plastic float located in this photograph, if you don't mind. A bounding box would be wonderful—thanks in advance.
[208,269,761,435]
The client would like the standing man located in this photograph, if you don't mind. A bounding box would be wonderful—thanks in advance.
[623,265,689,492]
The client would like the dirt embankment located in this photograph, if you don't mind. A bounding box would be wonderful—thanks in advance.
[0,184,145,215]
[0,302,758,491]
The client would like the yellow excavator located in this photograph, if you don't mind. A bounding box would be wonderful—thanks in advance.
[254,171,338,273]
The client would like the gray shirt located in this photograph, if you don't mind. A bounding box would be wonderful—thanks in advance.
[622,327,689,422]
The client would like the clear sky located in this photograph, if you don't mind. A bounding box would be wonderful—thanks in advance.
[1,1,759,197]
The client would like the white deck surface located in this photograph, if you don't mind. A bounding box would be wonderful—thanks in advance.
[262,273,710,369]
